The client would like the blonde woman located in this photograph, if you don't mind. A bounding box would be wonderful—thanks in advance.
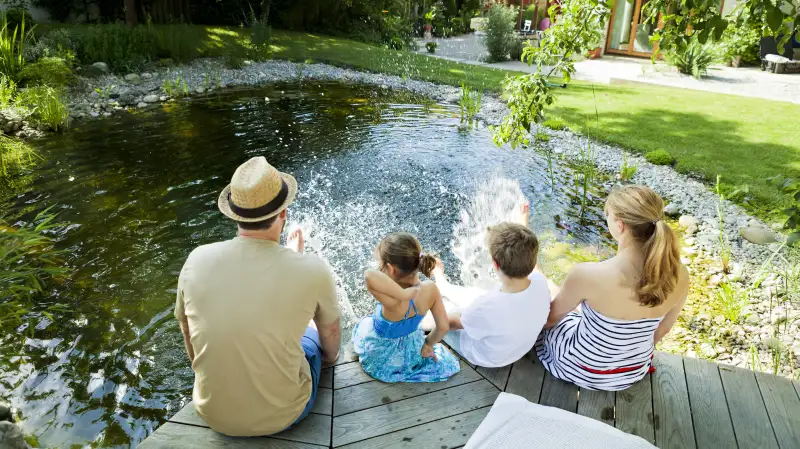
[536,185,689,391]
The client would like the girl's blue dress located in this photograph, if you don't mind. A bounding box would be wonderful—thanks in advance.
[352,299,461,383]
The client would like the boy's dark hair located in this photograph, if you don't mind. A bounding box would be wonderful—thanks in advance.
[487,223,539,278]
[235,215,278,231]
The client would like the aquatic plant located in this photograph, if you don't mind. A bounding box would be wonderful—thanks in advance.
[0,208,67,334]
[715,282,748,322]
[162,74,189,98]
[0,14,33,81]
[459,81,482,128]
[15,86,70,132]
[574,136,598,217]
[618,154,638,183]
[716,175,732,273]
[94,84,115,100]
[0,75,16,108]
[296,63,304,82]
[0,135,38,176]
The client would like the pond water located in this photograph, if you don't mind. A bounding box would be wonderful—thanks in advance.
[0,82,614,448]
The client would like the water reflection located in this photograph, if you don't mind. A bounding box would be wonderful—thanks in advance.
[0,82,613,448]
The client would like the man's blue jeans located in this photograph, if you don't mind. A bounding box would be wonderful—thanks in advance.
[287,327,322,428]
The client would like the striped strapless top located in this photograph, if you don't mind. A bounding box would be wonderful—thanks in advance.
[535,302,664,391]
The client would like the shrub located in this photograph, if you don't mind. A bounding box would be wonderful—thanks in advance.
[70,23,159,72]
[23,28,77,62]
[19,56,74,87]
[644,149,675,166]
[0,75,16,108]
[666,39,714,79]
[0,15,33,81]
[426,41,438,53]
[720,9,761,66]
[509,35,524,61]
[484,3,517,62]
[16,86,70,132]
[543,118,567,131]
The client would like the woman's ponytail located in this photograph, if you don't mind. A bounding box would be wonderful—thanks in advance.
[638,220,681,307]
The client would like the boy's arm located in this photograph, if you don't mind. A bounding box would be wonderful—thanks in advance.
[448,313,464,330]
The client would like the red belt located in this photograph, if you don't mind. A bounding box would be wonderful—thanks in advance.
[580,355,656,374]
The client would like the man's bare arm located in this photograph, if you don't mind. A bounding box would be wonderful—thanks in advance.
[315,318,342,364]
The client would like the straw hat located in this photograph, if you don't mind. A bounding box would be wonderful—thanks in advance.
[217,156,298,222]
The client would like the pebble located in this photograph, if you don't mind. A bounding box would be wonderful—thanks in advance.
[91,62,109,73]
[124,73,142,85]
[141,72,153,80]
[0,422,24,449]
[137,102,148,108]
[739,226,780,245]
[679,215,699,229]
[143,94,159,103]
[664,202,680,216]
[0,402,10,422]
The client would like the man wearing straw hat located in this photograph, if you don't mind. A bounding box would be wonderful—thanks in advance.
[174,156,342,436]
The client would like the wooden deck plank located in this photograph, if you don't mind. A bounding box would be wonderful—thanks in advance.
[320,368,333,389]
[616,374,655,444]
[334,362,373,389]
[683,357,736,449]
[755,371,800,448]
[577,389,615,426]
[331,380,499,447]
[719,365,779,449]
[338,407,492,449]
[504,351,545,403]
[333,361,482,416]
[139,422,326,449]
[652,352,696,449]
[476,365,512,390]
[539,372,578,412]
[170,403,331,447]
[312,388,333,416]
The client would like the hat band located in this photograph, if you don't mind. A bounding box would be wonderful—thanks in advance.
[228,180,289,219]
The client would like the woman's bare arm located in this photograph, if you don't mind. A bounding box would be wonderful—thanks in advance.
[654,267,690,344]
[545,264,590,328]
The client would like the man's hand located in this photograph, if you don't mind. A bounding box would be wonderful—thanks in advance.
[287,227,304,253]
[421,340,438,361]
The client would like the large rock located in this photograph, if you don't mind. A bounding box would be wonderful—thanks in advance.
[739,226,780,245]
[91,62,109,73]
[678,215,699,229]
[143,94,160,103]
[0,422,25,449]
[664,203,680,217]
[0,402,10,422]
[124,74,142,85]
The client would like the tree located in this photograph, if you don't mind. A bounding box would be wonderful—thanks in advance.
[260,0,271,22]
[124,0,138,25]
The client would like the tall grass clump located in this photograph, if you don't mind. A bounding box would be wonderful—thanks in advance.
[715,282,748,322]
[618,154,638,183]
[162,73,189,98]
[716,175,732,273]
[0,135,38,175]
[0,209,67,332]
[0,75,16,107]
[16,86,70,132]
[459,81,482,127]
[70,23,159,72]
[0,15,33,81]
[575,136,598,217]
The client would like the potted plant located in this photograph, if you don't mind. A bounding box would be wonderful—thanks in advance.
[424,8,437,39]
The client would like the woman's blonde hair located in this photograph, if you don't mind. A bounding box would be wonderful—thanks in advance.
[377,233,438,278]
[605,185,680,307]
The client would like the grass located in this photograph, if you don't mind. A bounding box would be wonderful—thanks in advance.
[715,282,748,322]
[15,86,70,132]
[33,25,800,220]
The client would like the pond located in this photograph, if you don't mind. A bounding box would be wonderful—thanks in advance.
[0,82,615,448]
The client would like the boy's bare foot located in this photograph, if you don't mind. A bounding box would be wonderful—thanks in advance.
[518,201,530,228]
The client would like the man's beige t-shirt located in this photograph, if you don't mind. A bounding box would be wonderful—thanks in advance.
[175,237,340,436]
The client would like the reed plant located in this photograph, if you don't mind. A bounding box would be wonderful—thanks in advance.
[162,74,189,98]
[459,81,482,128]
[0,75,16,108]
[0,15,33,81]
[15,86,70,132]
[715,175,732,273]
[575,135,598,216]
[619,154,638,183]
[715,282,748,322]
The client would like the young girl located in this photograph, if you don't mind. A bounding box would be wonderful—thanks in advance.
[352,233,460,383]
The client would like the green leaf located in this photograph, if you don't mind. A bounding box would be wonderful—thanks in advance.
[787,232,800,247]
[698,28,711,44]
[713,21,728,41]
[766,6,783,33]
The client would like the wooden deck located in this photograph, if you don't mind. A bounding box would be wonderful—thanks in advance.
[140,348,800,449]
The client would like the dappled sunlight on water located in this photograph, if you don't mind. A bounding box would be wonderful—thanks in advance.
[1,82,614,447]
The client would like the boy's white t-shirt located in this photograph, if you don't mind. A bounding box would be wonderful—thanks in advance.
[457,272,551,367]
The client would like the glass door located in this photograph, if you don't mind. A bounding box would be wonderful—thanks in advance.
[606,0,656,56]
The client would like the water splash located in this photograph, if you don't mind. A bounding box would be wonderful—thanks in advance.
[451,177,527,290]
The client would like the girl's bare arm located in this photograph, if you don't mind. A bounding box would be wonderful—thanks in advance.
[425,285,449,346]
[364,269,417,304]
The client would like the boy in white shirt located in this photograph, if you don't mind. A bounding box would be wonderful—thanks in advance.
[432,215,551,368]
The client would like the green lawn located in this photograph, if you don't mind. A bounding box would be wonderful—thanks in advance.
[42,25,800,219]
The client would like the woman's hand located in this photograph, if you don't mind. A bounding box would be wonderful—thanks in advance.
[421,340,438,361]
